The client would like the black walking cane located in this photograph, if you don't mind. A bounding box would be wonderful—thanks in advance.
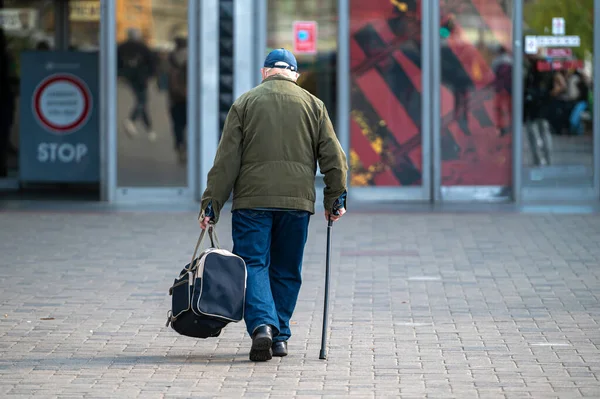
[319,215,334,360]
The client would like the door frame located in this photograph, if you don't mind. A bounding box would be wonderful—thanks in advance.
[340,0,433,202]
[197,0,219,200]
[511,0,523,204]
[431,0,516,202]
[101,0,199,203]
[198,0,258,200]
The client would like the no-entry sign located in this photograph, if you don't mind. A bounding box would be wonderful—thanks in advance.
[293,21,318,54]
[33,73,92,135]
[19,52,99,183]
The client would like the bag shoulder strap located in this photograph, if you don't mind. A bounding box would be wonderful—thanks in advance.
[208,225,220,249]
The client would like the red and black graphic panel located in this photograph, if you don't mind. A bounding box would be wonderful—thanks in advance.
[349,0,513,187]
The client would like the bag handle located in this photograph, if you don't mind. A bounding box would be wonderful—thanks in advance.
[208,224,220,249]
[186,224,220,273]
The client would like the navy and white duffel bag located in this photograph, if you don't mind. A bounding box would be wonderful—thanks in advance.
[166,225,247,338]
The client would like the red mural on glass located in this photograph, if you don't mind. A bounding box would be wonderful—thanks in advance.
[349,0,513,187]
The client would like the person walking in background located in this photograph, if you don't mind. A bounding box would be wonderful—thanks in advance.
[198,49,348,362]
[546,69,570,135]
[117,28,157,141]
[566,69,590,135]
[167,36,188,164]
[491,46,513,136]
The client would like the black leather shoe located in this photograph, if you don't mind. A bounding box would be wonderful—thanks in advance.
[272,341,288,357]
[249,325,273,362]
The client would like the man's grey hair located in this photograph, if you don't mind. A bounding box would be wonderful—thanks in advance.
[264,61,298,79]
[273,61,294,70]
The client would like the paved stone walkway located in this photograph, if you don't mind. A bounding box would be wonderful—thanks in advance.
[1,209,600,398]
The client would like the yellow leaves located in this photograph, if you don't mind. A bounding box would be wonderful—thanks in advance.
[391,0,408,12]
[472,60,482,81]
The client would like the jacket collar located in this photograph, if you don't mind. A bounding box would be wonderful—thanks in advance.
[261,74,298,85]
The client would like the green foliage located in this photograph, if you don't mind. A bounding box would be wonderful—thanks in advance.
[523,0,593,59]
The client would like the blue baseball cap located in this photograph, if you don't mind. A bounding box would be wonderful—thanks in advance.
[264,48,298,72]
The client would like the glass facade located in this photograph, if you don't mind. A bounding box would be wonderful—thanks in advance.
[1,0,598,204]
[438,0,513,190]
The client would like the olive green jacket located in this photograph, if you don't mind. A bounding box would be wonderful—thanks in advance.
[200,74,348,223]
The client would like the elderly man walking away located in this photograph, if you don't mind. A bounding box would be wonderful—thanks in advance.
[198,48,348,362]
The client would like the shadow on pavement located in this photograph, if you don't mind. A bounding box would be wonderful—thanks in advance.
[0,353,253,369]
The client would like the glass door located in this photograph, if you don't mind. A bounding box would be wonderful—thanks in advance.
[0,0,62,188]
[106,0,197,202]
[519,0,598,200]
[433,0,515,201]
[348,0,431,201]
[265,0,431,201]
[266,0,339,181]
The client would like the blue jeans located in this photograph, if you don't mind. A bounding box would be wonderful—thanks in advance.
[569,100,588,135]
[128,84,152,129]
[232,209,310,342]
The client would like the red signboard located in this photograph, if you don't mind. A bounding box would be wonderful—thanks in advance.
[293,21,317,54]
[546,48,572,58]
[537,59,583,72]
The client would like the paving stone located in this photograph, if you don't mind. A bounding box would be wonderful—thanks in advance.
[0,210,599,397]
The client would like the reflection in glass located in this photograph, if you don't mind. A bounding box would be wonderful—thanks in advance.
[116,0,188,187]
[349,0,424,187]
[1,0,59,179]
[439,0,513,192]
[522,0,594,188]
[267,0,337,126]
[69,0,101,51]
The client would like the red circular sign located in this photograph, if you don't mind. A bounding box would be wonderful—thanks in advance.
[32,74,92,135]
